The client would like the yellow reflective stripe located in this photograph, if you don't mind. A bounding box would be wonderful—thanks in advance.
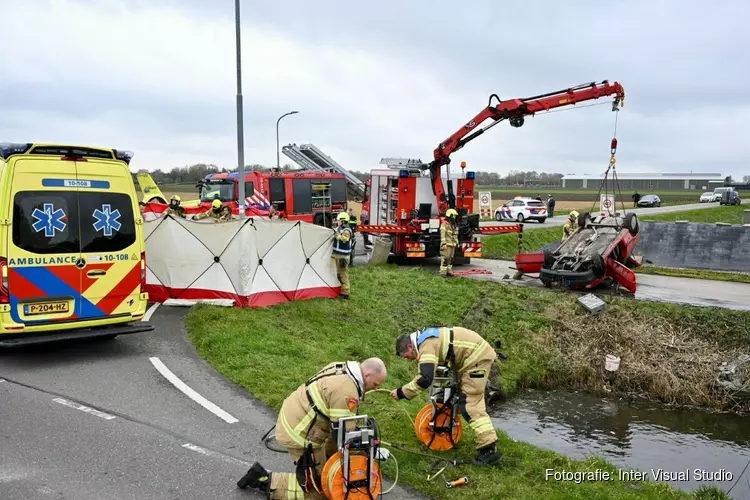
[453,340,477,349]
[287,474,303,499]
[461,341,492,372]
[307,381,330,418]
[441,329,451,360]
[329,409,356,419]
[405,380,424,393]
[293,408,317,434]
[469,416,495,434]
[419,354,438,364]
[279,410,308,447]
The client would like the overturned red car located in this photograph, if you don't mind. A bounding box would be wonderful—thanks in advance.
[515,212,642,293]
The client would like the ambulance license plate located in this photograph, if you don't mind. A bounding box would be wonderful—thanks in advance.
[24,301,70,316]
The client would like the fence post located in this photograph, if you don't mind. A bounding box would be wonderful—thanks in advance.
[517,224,524,255]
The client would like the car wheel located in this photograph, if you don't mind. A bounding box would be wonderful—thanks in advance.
[623,212,639,236]
[538,218,546,224]
[591,254,606,276]
[577,211,592,229]
[495,211,502,221]
[516,213,525,223]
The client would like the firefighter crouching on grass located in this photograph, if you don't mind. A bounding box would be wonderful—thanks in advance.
[562,210,579,241]
[166,195,187,218]
[392,327,502,465]
[192,200,232,222]
[331,212,353,298]
[440,209,459,277]
[237,358,388,499]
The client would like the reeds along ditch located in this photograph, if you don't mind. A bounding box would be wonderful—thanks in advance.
[534,302,750,413]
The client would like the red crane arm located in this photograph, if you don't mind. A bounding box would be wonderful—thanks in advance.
[427,80,625,214]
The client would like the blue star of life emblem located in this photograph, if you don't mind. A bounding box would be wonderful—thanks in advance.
[31,203,67,237]
[93,204,122,237]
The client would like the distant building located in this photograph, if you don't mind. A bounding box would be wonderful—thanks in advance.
[561,172,725,191]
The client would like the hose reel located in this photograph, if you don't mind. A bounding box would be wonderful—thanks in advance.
[414,366,463,451]
[321,415,383,500]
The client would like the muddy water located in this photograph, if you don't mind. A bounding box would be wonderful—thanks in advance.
[490,390,750,497]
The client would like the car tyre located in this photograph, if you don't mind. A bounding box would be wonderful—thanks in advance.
[516,213,525,223]
[495,211,502,221]
[591,254,606,276]
[538,218,546,224]
[623,212,639,236]
[577,211,592,229]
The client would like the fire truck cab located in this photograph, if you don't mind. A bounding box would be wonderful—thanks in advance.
[199,170,348,226]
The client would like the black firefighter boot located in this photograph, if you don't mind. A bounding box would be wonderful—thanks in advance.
[476,443,502,466]
[237,462,271,492]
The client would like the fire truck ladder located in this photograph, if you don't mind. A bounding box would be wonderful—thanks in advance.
[281,143,366,199]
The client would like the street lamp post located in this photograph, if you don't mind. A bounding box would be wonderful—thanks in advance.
[276,111,299,170]
[234,0,246,218]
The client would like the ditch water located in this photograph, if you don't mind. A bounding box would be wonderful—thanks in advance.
[489,389,750,498]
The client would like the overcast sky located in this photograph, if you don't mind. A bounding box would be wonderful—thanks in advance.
[1,0,747,178]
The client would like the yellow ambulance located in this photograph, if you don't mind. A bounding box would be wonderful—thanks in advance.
[0,143,154,346]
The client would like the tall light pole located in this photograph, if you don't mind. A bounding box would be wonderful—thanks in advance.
[234,0,246,218]
[276,110,299,170]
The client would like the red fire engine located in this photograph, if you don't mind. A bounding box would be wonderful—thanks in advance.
[196,170,348,225]
[358,80,626,261]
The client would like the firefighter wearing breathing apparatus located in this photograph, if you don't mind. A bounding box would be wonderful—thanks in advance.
[332,212,353,298]
[238,358,388,499]
[440,209,459,277]
[392,327,502,465]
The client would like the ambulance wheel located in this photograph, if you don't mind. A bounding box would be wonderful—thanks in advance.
[321,451,382,500]
[414,404,463,451]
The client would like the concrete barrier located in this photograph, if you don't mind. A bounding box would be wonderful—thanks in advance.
[636,221,750,273]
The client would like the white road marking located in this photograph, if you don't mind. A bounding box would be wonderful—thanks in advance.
[143,302,160,322]
[52,397,116,420]
[0,379,6,383]
[181,443,250,466]
[149,356,239,424]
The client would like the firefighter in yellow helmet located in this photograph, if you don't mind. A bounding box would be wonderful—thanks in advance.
[192,199,225,222]
[237,358,388,499]
[331,212,353,298]
[165,195,187,218]
[440,208,460,277]
[392,327,502,465]
[562,210,579,241]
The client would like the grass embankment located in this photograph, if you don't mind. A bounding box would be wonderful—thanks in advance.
[186,267,746,500]
[482,204,748,262]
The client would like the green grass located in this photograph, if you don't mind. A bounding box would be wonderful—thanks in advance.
[186,266,744,500]
[482,205,748,260]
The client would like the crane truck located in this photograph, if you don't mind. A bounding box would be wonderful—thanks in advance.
[357,80,626,262]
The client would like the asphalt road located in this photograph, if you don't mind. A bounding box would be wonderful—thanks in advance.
[479,202,718,230]
[0,307,423,500]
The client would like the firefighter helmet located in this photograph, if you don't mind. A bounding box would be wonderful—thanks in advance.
[170,195,181,203]
[569,210,579,218]
[212,199,222,209]
[445,209,458,218]
[337,212,350,222]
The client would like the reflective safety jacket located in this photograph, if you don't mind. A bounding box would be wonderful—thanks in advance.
[397,327,496,400]
[562,219,576,240]
[277,361,364,448]
[166,206,186,218]
[193,209,226,222]
[440,222,459,247]
[332,226,353,259]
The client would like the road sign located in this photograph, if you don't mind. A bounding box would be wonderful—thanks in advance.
[478,192,492,218]
[600,194,615,214]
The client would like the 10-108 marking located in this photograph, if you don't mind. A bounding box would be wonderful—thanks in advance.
[104,253,129,262]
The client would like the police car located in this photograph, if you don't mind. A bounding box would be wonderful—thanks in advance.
[494,197,547,223]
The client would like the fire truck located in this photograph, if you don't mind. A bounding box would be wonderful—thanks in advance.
[357,80,626,261]
[198,169,348,226]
